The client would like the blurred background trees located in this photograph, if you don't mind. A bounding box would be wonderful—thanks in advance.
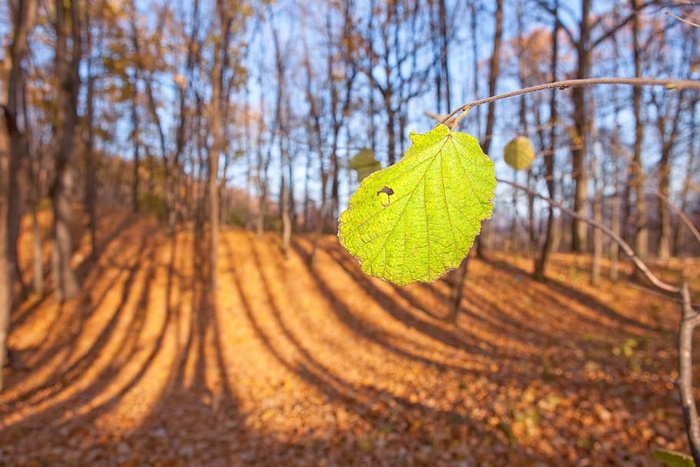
[1,0,698,301]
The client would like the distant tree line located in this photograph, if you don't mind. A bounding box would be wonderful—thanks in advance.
[0,0,698,389]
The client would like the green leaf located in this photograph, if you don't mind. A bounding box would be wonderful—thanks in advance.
[652,449,696,467]
[338,124,495,286]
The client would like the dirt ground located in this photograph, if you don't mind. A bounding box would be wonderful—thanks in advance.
[1,211,698,465]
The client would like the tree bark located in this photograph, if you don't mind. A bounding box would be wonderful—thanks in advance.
[130,76,141,213]
[673,100,697,256]
[208,2,231,292]
[84,5,98,261]
[534,0,559,280]
[657,142,672,260]
[679,283,700,463]
[451,0,502,319]
[52,0,82,303]
[591,137,602,286]
[610,157,621,282]
[0,0,38,389]
[630,0,647,261]
[475,0,502,260]
[654,88,684,260]
[570,0,591,253]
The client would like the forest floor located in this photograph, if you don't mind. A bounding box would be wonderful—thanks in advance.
[2,210,700,466]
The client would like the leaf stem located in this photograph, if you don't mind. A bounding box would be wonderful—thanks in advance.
[442,78,700,127]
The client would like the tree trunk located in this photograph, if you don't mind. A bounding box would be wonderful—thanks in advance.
[658,145,672,260]
[84,7,98,261]
[1,3,37,388]
[208,3,230,292]
[451,0,502,318]
[570,0,591,253]
[475,0,502,260]
[655,92,684,260]
[534,0,559,280]
[630,0,647,261]
[130,77,141,213]
[52,0,81,303]
[610,162,621,282]
[673,100,697,256]
[591,141,602,286]
[281,172,291,259]
[438,0,451,112]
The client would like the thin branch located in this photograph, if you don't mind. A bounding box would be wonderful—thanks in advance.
[497,178,681,294]
[441,78,700,127]
[679,282,700,463]
[666,9,700,29]
[655,189,700,248]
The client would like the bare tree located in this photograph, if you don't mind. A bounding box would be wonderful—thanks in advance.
[673,98,698,256]
[628,0,648,261]
[357,0,431,167]
[83,0,102,261]
[0,0,38,389]
[207,0,234,290]
[51,0,82,302]
[450,0,503,321]
[534,0,560,280]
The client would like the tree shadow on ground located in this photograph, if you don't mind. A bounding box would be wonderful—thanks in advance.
[0,226,688,465]
[11,210,137,332]
[480,256,672,335]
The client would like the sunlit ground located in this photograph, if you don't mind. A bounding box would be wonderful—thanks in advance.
[1,210,697,465]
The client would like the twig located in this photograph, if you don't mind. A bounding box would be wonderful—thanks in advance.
[442,78,700,127]
[679,282,700,462]
[500,177,700,464]
[665,9,700,28]
[497,178,680,294]
[655,189,700,247]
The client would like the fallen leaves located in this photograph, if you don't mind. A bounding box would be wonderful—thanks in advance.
[1,214,697,465]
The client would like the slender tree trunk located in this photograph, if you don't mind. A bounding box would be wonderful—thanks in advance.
[570,0,591,253]
[534,0,559,280]
[31,202,43,295]
[300,25,326,260]
[509,171,518,253]
[655,89,684,260]
[256,151,268,238]
[0,0,38,389]
[514,6,535,256]
[451,0,503,319]
[19,77,43,296]
[630,0,647,261]
[673,101,698,256]
[281,172,291,258]
[591,139,602,286]
[84,8,98,261]
[386,103,396,166]
[52,0,81,303]
[658,144,672,260]
[475,0,502,259]
[330,135,340,219]
[270,20,293,257]
[130,77,141,213]
[438,0,450,112]
[610,160,621,282]
[0,116,10,385]
[208,3,230,292]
